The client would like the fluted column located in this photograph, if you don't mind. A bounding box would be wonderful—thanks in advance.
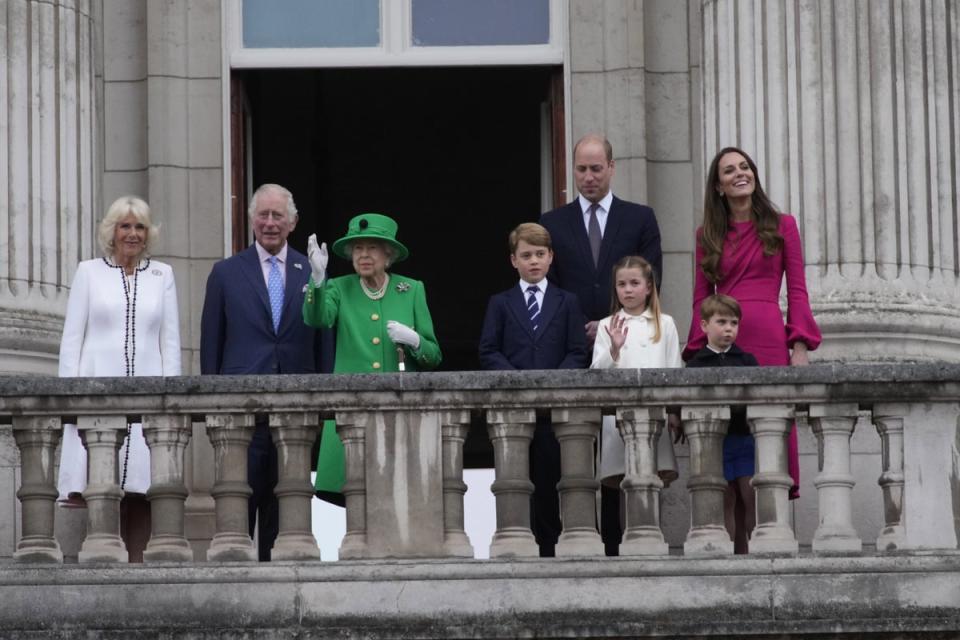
[486,409,538,558]
[809,403,861,554]
[682,406,733,556]
[440,411,474,558]
[12,417,62,563]
[618,407,668,556]
[337,411,370,560]
[552,408,603,557]
[747,405,798,555]
[702,0,960,363]
[0,0,99,374]
[142,414,193,562]
[78,415,128,563]
[872,403,907,552]
[205,414,256,562]
[270,412,321,561]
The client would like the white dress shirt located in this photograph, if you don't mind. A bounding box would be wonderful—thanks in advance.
[578,191,614,236]
[519,278,548,309]
[255,241,288,288]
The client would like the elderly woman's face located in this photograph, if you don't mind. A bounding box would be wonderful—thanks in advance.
[113,213,147,261]
[352,241,389,279]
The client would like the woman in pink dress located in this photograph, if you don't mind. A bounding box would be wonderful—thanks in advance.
[683,146,821,503]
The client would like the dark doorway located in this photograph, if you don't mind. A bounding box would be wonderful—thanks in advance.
[241,66,561,371]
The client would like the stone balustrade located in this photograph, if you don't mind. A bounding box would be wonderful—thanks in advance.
[3,364,959,564]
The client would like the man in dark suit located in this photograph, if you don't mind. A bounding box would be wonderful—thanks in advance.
[479,223,588,556]
[200,183,324,561]
[540,134,664,556]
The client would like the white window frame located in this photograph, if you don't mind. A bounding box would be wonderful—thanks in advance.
[224,0,565,68]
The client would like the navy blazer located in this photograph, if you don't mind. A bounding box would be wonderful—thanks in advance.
[200,244,324,375]
[540,196,662,321]
[478,283,588,371]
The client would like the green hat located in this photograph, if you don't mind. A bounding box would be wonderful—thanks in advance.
[332,213,409,263]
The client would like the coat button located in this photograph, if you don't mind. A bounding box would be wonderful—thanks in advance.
[372,361,381,369]
[372,337,380,345]
[371,313,380,321]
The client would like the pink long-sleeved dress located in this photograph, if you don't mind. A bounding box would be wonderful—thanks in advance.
[683,214,821,497]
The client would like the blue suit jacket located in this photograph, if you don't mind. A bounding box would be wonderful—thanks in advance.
[540,196,662,321]
[478,283,588,370]
[200,244,325,375]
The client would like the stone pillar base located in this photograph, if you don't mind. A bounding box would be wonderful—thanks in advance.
[683,527,733,556]
[78,535,127,563]
[143,536,193,563]
[556,528,604,557]
[273,533,322,561]
[207,533,257,562]
[338,532,368,560]
[13,537,63,564]
[489,529,538,558]
[443,532,474,558]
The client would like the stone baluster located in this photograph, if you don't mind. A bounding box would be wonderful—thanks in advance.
[747,405,798,555]
[486,409,538,558]
[872,403,907,552]
[682,406,733,556]
[205,414,256,561]
[809,403,862,554]
[271,412,321,560]
[553,408,603,557]
[440,411,474,557]
[11,416,63,563]
[337,411,370,559]
[142,414,193,562]
[78,415,128,563]
[619,406,668,556]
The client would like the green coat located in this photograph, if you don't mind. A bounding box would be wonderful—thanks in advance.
[303,272,442,493]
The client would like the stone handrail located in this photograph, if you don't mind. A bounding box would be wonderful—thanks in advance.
[5,364,959,562]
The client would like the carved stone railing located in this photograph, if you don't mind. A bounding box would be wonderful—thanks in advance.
[3,364,959,563]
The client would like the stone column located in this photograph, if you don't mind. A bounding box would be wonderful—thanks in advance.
[747,405,798,555]
[142,414,193,562]
[205,414,256,562]
[270,412,321,561]
[618,406,668,556]
[486,409,538,558]
[552,408,603,557]
[872,403,907,552]
[0,0,99,375]
[682,406,733,556]
[702,0,960,364]
[809,403,861,554]
[440,411,474,558]
[11,417,62,563]
[337,411,370,560]
[78,415,128,563]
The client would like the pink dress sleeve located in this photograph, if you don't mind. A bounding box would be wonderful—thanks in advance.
[781,215,822,351]
[682,229,713,361]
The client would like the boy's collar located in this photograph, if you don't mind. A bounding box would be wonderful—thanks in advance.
[706,343,733,354]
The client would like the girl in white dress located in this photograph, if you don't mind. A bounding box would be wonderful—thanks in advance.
[591,255,682,488]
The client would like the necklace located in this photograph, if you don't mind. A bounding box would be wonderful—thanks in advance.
[360,274,389,300]
[102,255,150,490]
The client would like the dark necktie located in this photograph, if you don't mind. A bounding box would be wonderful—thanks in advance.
[588,203,602,266]
[526,285,540,332]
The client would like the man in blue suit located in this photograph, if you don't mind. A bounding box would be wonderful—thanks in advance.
[540,134,663,556]
[200,183,324,561]
[479,223,588,556]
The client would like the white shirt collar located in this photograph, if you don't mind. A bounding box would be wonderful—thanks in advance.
[618,307,654,320]
[706,343,732,354]
[519,278,548,294]
[578,191,614,215]
[255,241,288,264]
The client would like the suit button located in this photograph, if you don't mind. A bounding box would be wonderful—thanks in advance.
[371,313,380,321]
[372,361,381,369]
[372,337,381,345]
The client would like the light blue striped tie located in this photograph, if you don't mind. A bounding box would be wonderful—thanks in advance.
[267,256,284,333]
[526,285,540,332]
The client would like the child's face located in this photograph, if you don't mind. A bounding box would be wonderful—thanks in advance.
[701,312,739,350]
[511,240,553,283]
[615,266,650,314]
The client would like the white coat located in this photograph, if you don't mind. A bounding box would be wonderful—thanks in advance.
[58,258,181,498]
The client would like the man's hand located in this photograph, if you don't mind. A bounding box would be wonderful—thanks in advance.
[387,320,420,350]
[585,320,600,343]
[307,234,328,284]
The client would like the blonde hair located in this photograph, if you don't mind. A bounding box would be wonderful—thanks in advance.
[98,196,159,257]
[610,255,662,343]
[508,223,552,253]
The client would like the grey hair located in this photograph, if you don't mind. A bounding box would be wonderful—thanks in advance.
[248,183,298,222]
[98,196,160,257]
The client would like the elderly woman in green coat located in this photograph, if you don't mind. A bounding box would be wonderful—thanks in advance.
[304,213,442,496]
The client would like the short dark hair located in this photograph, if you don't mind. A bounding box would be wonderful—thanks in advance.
[699,293,742,321]
[509,223,552,254]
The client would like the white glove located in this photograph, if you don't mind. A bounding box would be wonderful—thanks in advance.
[386,320,420,350]
[307,234,328,284]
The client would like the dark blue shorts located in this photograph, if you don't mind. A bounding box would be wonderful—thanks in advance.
[723,433,755,482]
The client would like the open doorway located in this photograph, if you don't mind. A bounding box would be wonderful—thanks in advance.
[237,66,563,371]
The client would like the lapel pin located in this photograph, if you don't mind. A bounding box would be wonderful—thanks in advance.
[294,263,303,270]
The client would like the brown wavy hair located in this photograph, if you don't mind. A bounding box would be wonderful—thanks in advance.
[609,255,663,343]
[700,147,783,283]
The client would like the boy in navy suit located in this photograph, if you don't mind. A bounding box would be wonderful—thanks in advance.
[479,223,588,556]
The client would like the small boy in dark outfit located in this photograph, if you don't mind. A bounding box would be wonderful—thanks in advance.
[686,293,759,554]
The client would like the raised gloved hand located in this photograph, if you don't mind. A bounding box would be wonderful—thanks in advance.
[386,320,420,350]
[307,234,328,284]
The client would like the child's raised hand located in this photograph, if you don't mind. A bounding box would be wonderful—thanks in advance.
[606,314,629,362]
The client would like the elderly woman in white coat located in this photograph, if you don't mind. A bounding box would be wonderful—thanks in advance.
[58,195,181,562]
